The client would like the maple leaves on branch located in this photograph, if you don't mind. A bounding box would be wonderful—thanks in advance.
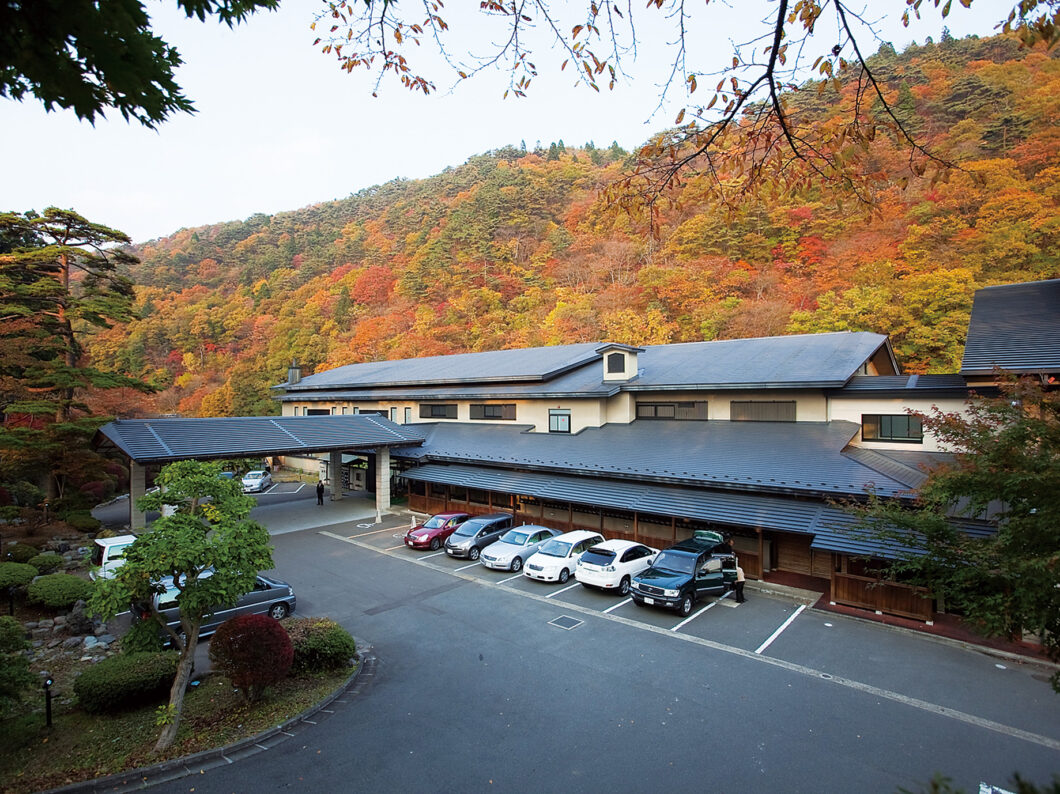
[313,1,1059,215]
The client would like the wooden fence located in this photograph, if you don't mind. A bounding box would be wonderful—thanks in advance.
[831,572,933,621]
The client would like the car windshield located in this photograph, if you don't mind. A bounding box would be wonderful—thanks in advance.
[453,522,485,537]
[501,530,529,545]
[245,471,264,479]
[538,539,572,557]
[653,551,696,575]
[422,517,445,529]
[581,548,615,566]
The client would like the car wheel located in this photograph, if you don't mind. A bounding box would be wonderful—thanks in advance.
[511,557,523,573]
[469,547,481,561]
[430,538,441,551]
[677,593,694,617]
[558,568,570,584]
[619,576,631,596]
[269,603,290,620]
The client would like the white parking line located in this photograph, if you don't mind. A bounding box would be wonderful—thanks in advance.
[755,604,807,654]
[498,572,524,584]
[546,582,582,598]
[422,550,447,559]
[345,526,390,538]
[455,561,481,571]
[294,483,305,493]
[384,544,406,551]
[602,597,632,614]
[671,593,731,632]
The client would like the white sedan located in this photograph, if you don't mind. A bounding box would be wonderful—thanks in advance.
[575,539,658,596]
[241,470,273,493]
[524,530,604,583]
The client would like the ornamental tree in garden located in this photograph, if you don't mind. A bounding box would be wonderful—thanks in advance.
[209,613,293,702]
[90,460,273,753]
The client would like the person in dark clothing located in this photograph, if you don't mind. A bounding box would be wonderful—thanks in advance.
[316,480,325,505]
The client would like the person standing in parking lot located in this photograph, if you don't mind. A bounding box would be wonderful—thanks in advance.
[316,480,325,505]
[735,564,746,603]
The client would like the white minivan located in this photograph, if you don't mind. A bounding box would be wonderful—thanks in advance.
[89,534,137,580]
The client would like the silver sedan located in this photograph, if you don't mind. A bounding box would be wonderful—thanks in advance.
[480,525,561,572]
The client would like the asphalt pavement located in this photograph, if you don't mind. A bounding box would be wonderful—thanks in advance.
[132,502,1060,794]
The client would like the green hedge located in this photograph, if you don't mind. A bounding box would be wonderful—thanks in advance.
[64,512,101,533]
[27,553,63,574]
[73,651,179,714]
[4,543,38,564]
[27,573,92,609]
[284,617,356,673]
[0,562,38,590]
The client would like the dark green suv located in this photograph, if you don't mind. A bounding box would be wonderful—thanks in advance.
[630,530,738,616]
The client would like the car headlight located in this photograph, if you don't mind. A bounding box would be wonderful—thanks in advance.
[663,588,679,598]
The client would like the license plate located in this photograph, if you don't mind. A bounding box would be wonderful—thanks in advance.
[643,597,655,605]
[446,549,455,555]
[405,540,413,546]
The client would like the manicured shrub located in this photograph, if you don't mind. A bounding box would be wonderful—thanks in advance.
[209,614,293,702]
[0,562,38,590]
[64,512,101,533]
[284,617,356,673]
[27,573,93,609]
[73,651,179,714]
[0,615,34,714]
[120,615,165,654]
[27,553,63,574]
[4,543,38,563]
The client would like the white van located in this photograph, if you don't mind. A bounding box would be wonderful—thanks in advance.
[89,534,137,580]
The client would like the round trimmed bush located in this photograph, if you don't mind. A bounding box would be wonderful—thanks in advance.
[0,562,38,590]
[64,512,101,533]
[209,614,293,702]
[27,553,63,574]
[27,573,92,609]
[284,617,356,673]
[4,543,38,563]
[73,651,179,714]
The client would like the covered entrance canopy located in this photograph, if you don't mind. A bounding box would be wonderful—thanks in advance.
[96,415,425,528]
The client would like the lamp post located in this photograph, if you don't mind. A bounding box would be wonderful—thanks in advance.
[43,677,53,727]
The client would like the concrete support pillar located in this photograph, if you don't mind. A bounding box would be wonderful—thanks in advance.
[329,451,343,501]
[374,446,391,522]
[130,461,147,531]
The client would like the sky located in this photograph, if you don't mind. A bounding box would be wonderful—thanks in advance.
[0,0,1011,244]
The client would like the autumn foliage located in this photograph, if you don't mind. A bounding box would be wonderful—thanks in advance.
[79,34,1060,417]
[208,614,294,703]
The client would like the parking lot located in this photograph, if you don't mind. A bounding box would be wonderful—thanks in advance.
[322,517,1060,748]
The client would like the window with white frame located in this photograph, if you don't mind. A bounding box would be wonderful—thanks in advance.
[549,409,571,433]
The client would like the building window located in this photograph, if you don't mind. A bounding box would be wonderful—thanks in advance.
[404,407,412,424]
[730,400,796,422]
[306,408,330,416]
[419,403,458,419]
[607,352,625,373]
[636,401,707,420]
[549,409,571,433]
[862,414,923,443]
[293,406,300,416]
[390,407,397,422]
[341,406,348,415]
[469,404,516,420]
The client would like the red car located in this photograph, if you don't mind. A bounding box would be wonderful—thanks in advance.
[404,512,471,550]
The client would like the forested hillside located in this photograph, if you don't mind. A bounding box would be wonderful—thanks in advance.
[85,34,1060,418]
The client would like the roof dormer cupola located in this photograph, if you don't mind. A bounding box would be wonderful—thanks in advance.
[596,343,644,382]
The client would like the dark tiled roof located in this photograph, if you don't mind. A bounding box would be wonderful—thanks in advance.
[281,331,892,396]
[810,510,995,558]
[961,279,1060,375]
[277,364,616,402]
[402,463,827,535]
[393,420,916,498]
[97,415,425,463]
[840,447,930,489]
[628,332,892,390]
[286,343,602,390]
[835,374,970,393]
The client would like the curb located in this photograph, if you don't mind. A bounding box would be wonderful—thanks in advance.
[46,647,377,794]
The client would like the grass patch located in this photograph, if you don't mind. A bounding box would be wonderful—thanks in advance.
[0,665,354,793]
